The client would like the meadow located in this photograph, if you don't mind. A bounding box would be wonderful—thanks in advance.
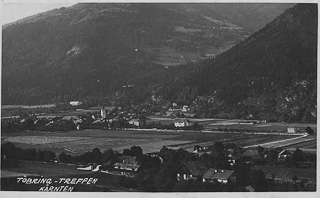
[2,129,302,155]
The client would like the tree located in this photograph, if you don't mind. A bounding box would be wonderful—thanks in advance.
[130,146,143,156]
[292,175,298,183]
[1,142,16,159]
[91,148,102,163]
[59,152,71,163]
[305,126,314,135]
[24,118,35,131]
[213,142,224,151]
[192,122,202,131]
[250,169,267,190]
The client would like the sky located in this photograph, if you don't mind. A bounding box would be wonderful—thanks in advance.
[2,1,77,25]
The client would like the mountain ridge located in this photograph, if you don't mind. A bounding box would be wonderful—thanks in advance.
[162,3,317,122]
[2,3,291,105]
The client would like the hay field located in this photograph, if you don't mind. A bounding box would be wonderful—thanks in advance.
[2,130,300,155]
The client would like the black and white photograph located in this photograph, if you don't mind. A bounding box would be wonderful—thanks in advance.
[0,0,318,195]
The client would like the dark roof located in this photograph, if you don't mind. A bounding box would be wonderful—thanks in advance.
[114,163,140,171]
[117,155,137,164]
[203,168,235,180]
[243,149,260,157]
[182,161,208,176]
[278,149,292,156]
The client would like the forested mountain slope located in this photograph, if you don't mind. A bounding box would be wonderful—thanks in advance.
[2,3,291,105]
[164,4,317,122]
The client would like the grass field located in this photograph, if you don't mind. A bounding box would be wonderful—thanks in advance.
[285,140,317,149]
[2,130,301,155]
[148,116,317,134]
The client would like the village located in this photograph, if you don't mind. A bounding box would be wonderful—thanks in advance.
[1,101,317,192]
[1,100,314,134]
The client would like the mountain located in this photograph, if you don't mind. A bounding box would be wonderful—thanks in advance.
[2,3,292,106]
[201,3,295,32]
[163,3,317,122]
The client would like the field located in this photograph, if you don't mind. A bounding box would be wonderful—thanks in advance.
[148,116,317,133]
[283,139,317,153]
[284,140,317,149]
[1,104,56,110]
[2,130,302,155]
[1,160,89,178]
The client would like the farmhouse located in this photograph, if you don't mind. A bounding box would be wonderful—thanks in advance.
[177,161,208,181]
[146,153,164,163]
[69,101,82,106]
[202,169,236,184]
[227,152,243,166]
[192,145,211,156]
[128,119,141,127]
[182,105,190,112]
[114,156,140,172]
[287,126,299,133]
[61,116,82,125]
[242,148,262,160]
[278,149,292,161]
[174,119,193,128]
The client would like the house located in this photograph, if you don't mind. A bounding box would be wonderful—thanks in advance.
[227,152,243,166]
[128,119,141,127]
[174,119,193,128]
[192,145,211,156]
[146,153,164,163]
[182,105,190,112]
[61,116,82,125]
[278,149,292,161]
[242,148,262,160]
[69,101,82,106]
[287,126,299,133]
[202,168,236,184]
[114,156,140,172]
[177,161,208,181]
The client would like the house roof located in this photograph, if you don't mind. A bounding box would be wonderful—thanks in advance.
[181,161,208,176]
[203,168,235,180]
[243,149,260,157]
[278,149,292,156]
[114,163,140,171]
[229,152,242,160]
[62,116,79,120]
[174,119,191,123]
[117,155,137,164]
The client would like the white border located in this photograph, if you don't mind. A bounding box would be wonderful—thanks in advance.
[0,1,319,198]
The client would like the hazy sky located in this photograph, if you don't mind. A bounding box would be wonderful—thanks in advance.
[2,1,77,25]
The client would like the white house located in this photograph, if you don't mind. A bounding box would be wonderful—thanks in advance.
[128,119,141,127]
[182,105,190,112]
[174,119,193,128]
[287,126,299,133]
[70,101,82,106]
